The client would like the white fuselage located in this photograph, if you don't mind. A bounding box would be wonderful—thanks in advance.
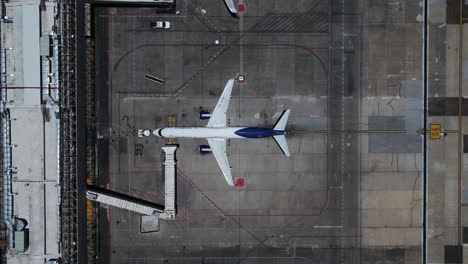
[155,127,246,139]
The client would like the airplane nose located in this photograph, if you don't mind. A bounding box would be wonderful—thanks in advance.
[153,128,163,137]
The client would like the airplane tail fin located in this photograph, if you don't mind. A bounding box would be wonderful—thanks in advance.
[273,109,290,131]
[273,110,291,156]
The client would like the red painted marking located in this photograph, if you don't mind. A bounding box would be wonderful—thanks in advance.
[237,3,246,13]
[235,177,245,187]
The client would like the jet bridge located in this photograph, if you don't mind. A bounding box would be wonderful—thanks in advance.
[159,146,177,220]
[86,145,178,220]
[86,185,165,215]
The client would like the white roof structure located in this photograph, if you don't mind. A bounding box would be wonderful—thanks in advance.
[160,146,177,220]
[85,146,177,221]
[86,190,163,216]
[3,2,61,263]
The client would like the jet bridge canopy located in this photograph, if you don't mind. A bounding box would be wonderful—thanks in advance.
[160,146,177,220]
[86,185,164,215]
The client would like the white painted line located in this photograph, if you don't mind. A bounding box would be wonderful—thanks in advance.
[313,225,343,229]
[145,74,165,84]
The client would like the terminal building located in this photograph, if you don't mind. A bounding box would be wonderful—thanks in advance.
[1,1,61,263]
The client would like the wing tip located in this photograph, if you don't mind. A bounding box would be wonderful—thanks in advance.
[223,168,235,186]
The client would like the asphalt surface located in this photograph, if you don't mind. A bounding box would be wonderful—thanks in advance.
[94,0,361,263]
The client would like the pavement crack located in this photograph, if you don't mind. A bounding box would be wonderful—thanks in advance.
[176,168,269,249]
[410,153,422,206]
[386,98,395,116]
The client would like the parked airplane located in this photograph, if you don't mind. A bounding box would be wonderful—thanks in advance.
[138,79,291,186]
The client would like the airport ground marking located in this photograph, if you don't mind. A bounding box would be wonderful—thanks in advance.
[176,168,269,249]
[458,0,464,246]
[313,225,343,229]
[144,74,165,84]
[287,129,406,135]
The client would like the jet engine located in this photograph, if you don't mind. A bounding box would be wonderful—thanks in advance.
[199,110,211,120]
[199,145,212,154]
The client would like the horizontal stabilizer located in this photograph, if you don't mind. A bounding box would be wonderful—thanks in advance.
[273,109,290,131]
[273,135,290,156]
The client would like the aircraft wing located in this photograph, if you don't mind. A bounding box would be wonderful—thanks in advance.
[207,138,234,186]
[223,0,238,17]
[206,79,235,128]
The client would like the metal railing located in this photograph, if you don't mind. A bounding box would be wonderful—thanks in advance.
[58,0,78,261]
[1,42,13,256]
